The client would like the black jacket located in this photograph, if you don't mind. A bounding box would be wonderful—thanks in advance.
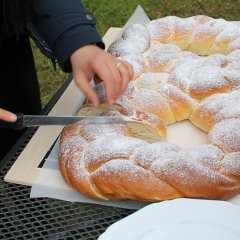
[30,0,105,72]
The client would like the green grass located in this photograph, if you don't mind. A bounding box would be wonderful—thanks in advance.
[83,0,240,35]
[33,0,240,107]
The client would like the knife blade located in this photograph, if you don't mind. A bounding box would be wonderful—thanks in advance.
[0,113,126,130]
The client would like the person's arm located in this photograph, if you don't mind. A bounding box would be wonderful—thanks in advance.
[31,0,133,106]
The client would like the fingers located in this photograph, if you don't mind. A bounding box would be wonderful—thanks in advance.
[116,60,134,94]
[95,58,134,104]
[74,73,100,107]
[99,60,123,104]
[0,108,17,122]
[70,45,134,106]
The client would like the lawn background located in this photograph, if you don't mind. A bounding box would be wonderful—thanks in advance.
[33,0,240,107]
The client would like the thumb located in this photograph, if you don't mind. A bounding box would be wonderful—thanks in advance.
[0,108,17,122]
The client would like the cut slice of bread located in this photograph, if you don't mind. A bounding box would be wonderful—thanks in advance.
[76,103,167,143]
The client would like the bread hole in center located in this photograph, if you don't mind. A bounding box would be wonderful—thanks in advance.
[76,103,208,149]
[167,120,208,148]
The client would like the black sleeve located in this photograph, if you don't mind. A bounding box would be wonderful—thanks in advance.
[31,0,105,72]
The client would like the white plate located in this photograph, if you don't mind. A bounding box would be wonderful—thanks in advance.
[98,198,240,240]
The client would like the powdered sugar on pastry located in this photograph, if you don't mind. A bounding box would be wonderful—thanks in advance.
[190,89,240,132]
[59,15,240,202]
[209,118,240,153]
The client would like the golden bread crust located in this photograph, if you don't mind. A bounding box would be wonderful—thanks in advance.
[58,15,240,202]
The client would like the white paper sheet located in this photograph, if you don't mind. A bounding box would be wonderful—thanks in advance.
[115,5,150,39]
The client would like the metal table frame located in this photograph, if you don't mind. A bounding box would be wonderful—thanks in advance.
[0,76,133,240]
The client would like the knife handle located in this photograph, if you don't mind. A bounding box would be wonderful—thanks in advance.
[0,113,23,130]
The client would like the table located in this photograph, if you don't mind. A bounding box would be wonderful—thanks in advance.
[0,76,134,240]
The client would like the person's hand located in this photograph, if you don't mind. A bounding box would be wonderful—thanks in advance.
[70,44,134,106]
[0,108,17,122]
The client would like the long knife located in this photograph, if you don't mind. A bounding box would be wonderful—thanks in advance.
[0,113,126,130]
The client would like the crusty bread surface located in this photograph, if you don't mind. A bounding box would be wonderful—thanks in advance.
[58,15,240,202]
